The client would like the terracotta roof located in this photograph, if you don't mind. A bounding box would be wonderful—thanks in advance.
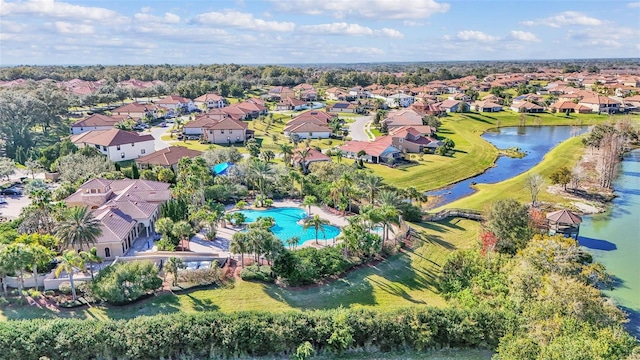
[135,146,202,167]
[112,102,164,113]
[71,114,121,127]
[194,93,225,102]
[157,95,191,104]
[286,122,331,133]
[340,136,398,157]
[384,109,423,127]
[512,101,544,110]
[292,148,331,164]
[546,209,582,225]
[92,207,136,244]
[70,128,154,147]
[579,95,620,105]
[203,117,248,130]
[439,99,462,109]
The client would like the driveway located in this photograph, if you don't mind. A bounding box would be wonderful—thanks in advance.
[349,115,373,141]
[0,192,31,220]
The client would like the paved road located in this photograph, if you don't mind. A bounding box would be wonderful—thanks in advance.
[349,115,373,141]
[148,126,172,150]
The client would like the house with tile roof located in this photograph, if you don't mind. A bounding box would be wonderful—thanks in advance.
[383,109,424,129]
[510,101,545,113]
[70,128,156,162]
[578,95,621,114]
[549,101,593,114]
[471,100,503,112]
[389,126,442,154]
[70,114,123,134]
[135,146,202,171]
[112,102,166,120]
[291,148,332,170]
[339,137,401,164]
[183,115,248,144]
[283,111,336,139]
[65,178,171,259]
[156,95,196,112]
[328,102,359,113]
[194,93,227,109]
[275,97,308,111]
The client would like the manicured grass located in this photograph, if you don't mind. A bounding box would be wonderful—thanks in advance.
[365,111,627,191]
[0,219,481,321]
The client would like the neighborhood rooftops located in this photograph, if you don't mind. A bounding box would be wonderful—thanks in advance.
[135,146,202,167]
[70,128,154,147]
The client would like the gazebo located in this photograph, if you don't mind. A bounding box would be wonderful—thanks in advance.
[546,209,582,239]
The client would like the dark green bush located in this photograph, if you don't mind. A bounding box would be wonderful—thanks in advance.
[90,260,162,304]
[239,265,274,283]
[272,247,351,286]
[0,307,508,360]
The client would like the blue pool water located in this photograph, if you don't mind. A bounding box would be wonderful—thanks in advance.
[238,207,341,245]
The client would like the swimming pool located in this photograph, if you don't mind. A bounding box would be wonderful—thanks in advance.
[238,207,341,245]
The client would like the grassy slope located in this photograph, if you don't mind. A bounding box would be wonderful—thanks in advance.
[0,219,481,321]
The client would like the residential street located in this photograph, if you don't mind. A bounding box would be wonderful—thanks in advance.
[148,125,172,150]
[349,115,373,141]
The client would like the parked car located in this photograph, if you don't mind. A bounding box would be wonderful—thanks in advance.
[1,188,22,196]
[0,196,7,204]
[158,122,166,127]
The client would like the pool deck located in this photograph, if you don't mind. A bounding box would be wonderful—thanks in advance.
[188,199,350,255]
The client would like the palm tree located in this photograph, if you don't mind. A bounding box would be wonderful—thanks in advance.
[230,232,248,267]
[303,214,330,245]
[404,186,426,208]
[79,247,103,282]
[302,195,317,216]
[246,228,273,269]
[286,236,300,250]
[279,143,294,165]
[28,244,54,291]
[356,150,367,167]
[378,205,400,246]
[336,151,343,163]
[296,148,312,173]
[249,159,272,200]
[165,256,184,287]
[0,243,31,294]
[360,174,383,206]
[54,206,102,251]
[55,250,85,301]
[289,170,301,198]
[172,221,192,251]
[377,190,402,208]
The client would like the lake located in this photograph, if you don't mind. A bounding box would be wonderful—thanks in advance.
[578,149,640,337]
[427,126,588,207]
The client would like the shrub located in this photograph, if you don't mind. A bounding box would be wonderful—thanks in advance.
[177,265,222,286]
[272,247,351,286]
[91,261,162,304]
[240,265,274,283]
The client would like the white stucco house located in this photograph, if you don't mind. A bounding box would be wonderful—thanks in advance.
[70,114,121,135]
[70,128,156,162]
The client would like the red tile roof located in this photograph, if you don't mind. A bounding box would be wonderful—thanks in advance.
[70,128,154,147]
[71,114,121,127]
[135,146,202,167]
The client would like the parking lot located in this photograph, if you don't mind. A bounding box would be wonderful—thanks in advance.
[0,190,31,220]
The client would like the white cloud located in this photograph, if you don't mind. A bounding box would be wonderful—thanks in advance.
[270,0,449,19]
[456,30,498,42]
[0,0,127,23]
[54,21,94,34]
[628,2,640,7]
[509,30,540,42]
[299,23,403,38]
[193,11,295,32]
[133,12,180,24]
[566,26,640,48]
[403,20,425,27]
[523,11,603,28]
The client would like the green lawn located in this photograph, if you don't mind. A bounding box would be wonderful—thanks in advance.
[364,111,626,191]
[0,219,481,321]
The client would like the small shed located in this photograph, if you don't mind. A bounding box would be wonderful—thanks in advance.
[546,209,582,239]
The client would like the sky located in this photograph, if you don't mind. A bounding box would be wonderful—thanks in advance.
[1,0,639,65]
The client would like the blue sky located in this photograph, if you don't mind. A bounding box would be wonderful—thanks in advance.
[1,0,639,65]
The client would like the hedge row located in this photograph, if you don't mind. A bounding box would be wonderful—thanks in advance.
[0,307,507,360]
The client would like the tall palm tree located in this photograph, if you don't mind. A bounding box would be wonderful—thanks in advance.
[289,170,301,198]
[360,174,384,206]
[172,221,192,251]
[279,143,294,166]
[377,190,402,208]
[286,236,300,250]
[302,195,317,215]
[79,247,103,282]
[230,232,248,267]
[249,159,272,199]
[378,205,400,246]
[303,214,330,245]
[55,250,85,301]
[54,206,102,251]
[296,148,312,173]
[165,256,184,287]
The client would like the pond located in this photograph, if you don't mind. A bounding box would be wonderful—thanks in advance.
[577,149,640,337]
[238,207,341,246]
[427,126,588,207]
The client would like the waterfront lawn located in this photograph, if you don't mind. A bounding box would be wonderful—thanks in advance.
[365,111,620,191]
[0,219,481,321]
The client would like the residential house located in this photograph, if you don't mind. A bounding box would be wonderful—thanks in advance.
[449,93,471,102]
[510,101,544,113]
[70,128,155,162]
[284,121,332,139]
[112,102,165,120]
[383,109,424,130]
[578,95,621,114]
[549,100,592,114]
[275,97,308,111]
[386,93,415,108]
[156,95,197,112]
[70,114,122,135]
[388,126,441,153]
[135,146,203,171]
[326,87,350,101]
[194,93,227,109]
[348,86,369,99]
[64,179,171,259]
[471,100,503,112]
[267,86,295,100]
[622,95,640,110]
[291,148,331,170]
[183,115,248,144]
[410,101,445,116]
[339,137,401,164]
[328,102,358,113]
[437,99,465,113]
[481,94,504,105]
